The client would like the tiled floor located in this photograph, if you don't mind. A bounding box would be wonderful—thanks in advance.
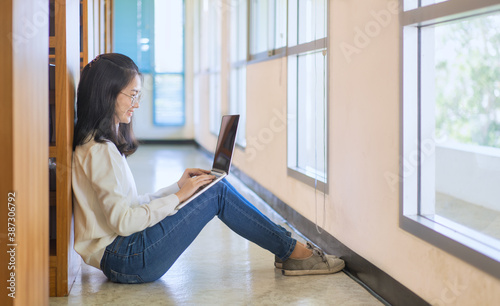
[50,144,382,305]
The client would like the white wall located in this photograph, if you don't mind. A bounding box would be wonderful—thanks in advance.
[133,75,194,140]
[189,0,500,304]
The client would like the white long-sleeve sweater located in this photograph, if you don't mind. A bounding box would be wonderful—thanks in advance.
[72,138,180,269]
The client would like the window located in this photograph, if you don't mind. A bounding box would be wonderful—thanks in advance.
[114,0,185,126]
[249,0,287,60]
[153,0,185,126]
[400,0,500,279]
[192,0,221,135]
[193,0,208,130]
[229,0,247,146]
[287,0,328,189]
[208,0,222,134]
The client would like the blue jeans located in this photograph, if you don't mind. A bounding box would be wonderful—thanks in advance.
[100,179,297,283]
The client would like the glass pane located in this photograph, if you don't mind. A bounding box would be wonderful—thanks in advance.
[194,0,201,73]
[421,0,449,7]
[154,0,184,73]
[427,12,500,241]
[288,0,298,46]
[209,73,221,134]
[238,0,248,61]
[154,74,185,125]
[287,56,298,167]
[209,0,222,134]
[298,0,326,45]
[230,0,247,146]
[250,0,268,54]
[209,0,221,70]
[231,0,247,63]
[230,0,238,61]
[139,0,154,72]
[200,0,210,71]
[404,0,449,10]
[113,0,153,72]
[434,15,500,148]
[274,0,287,49]
[296,50,327,180]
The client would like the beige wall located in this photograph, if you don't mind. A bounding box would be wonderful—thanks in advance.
[189,0,500,304]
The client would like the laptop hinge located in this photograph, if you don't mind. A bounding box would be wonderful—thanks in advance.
[211,169,226,176]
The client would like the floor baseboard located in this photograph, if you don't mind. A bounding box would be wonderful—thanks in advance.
[139,139,198,146]
[230,167,429,306]
[195,143,428,306]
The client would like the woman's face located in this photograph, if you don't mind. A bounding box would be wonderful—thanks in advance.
[115,74,142,125]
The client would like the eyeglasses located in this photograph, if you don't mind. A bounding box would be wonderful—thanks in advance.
[120,91,143,107]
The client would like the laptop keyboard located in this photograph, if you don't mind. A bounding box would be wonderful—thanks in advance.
[193,171,223,194]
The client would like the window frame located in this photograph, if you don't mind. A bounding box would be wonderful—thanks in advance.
[400,0,500,280]
[151,0,185,126]
[248,0,288,63]
[228,0,248,148]
[208,0,222,135]
[114,0,186,127]
[286,0,329,192]
[151,0,186,126]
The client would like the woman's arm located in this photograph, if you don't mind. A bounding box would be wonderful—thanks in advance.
[136,183,180,205]
[83,142,180,236]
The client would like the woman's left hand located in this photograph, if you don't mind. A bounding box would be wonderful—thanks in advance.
[177,168,211,189]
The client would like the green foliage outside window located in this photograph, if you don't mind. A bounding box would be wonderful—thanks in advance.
[434,13,500,148]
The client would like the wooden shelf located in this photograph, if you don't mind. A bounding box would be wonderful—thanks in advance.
[48,0,110,297]
[49,0,81,297]
[49,146,56,158]
[49,255,57,267]
[50,191,57,206]
[50,241,57,257]
[49,36,55,48]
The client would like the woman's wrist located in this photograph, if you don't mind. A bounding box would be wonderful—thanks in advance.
[175,190,185,203]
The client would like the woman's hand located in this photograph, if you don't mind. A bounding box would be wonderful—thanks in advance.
[175,174,215,203]
[177,168,212,189]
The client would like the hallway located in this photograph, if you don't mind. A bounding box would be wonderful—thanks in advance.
[49,145,382,305]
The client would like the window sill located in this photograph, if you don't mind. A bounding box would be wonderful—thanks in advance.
[248,48,286,65]
[287,167,328,194]
[400,213,500,279]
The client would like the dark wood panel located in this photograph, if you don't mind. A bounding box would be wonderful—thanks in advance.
[53,0,81,297]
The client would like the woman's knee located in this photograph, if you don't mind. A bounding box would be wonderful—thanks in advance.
[210,180,228,196]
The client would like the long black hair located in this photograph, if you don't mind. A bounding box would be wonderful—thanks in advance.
[73,53,140,156]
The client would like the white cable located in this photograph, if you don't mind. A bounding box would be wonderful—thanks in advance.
[314,0,327,235]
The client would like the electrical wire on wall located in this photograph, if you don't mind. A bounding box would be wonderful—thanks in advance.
[313,0,327,235]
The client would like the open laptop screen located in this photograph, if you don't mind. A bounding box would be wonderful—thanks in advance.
[212,115,240,173]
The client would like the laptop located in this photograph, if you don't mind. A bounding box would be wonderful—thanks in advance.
[175,114,240,210]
